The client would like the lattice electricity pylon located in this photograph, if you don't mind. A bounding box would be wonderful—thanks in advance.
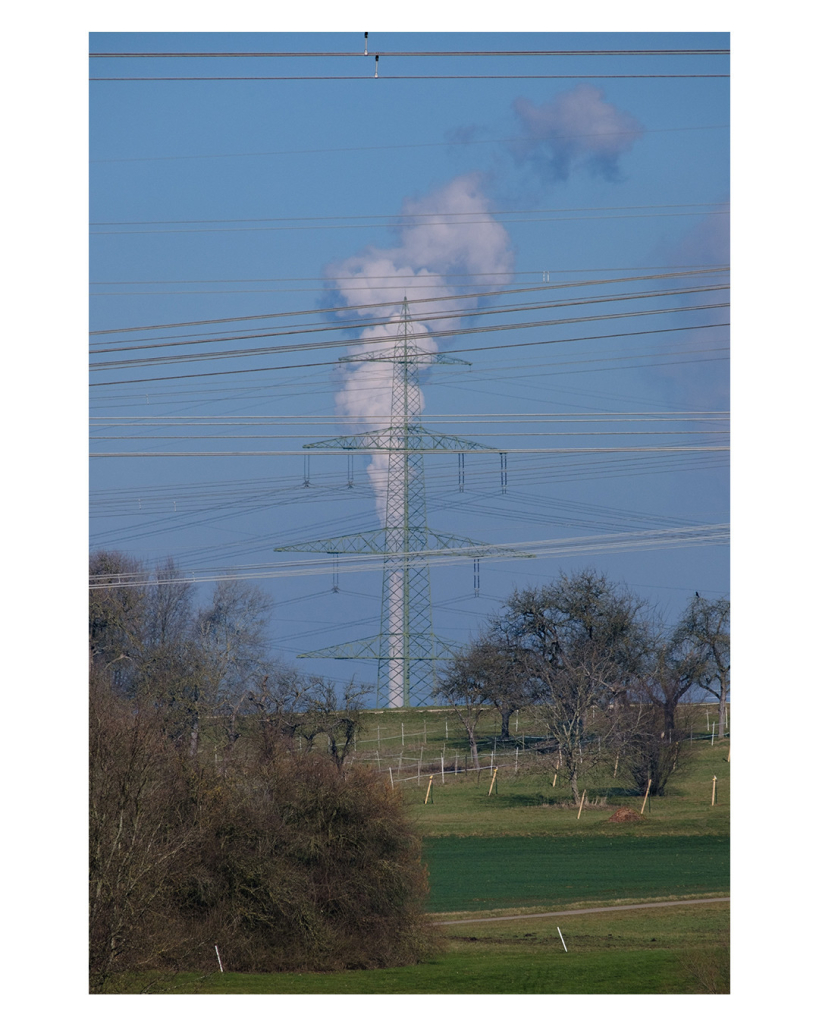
[276,299,531,708]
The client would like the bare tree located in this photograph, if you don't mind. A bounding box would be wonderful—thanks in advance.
[495,570,650,803]
[636,638,704,738]
[89,550,148,692]
[477,618,533,741]
[245,664,318,754]
[89,666,201,989]
[301,677,371,770]
[435,643,499,770]
[676,595,730,737]
[90,553,277,758]
[190,579,275,756]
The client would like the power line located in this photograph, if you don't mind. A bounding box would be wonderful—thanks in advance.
[92,74,729,82]
[89,263,726,289]
[90,49,729,58]
[88,524,730,589]
[91,446,728,458]
[91,412,729,424]
[89,268,728,337]
[90,207,728,235]
[90,284,730,360]
[89,125,728,164]
[90,200,727,228]
[89,319,729,387]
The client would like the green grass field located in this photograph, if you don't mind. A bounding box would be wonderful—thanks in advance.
[113,902,729,994]
[107,703,729,994]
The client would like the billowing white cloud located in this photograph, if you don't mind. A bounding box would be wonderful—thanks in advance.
[512,85,644,182]
[325,173,514,519]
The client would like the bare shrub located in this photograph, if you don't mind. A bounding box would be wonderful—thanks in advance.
[617,704,695,796]
[89,673,440,989]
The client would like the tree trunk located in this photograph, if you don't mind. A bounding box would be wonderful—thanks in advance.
[500,708,512,742]
[663,700,677,739]
[467,728,480,771]
[718,687,727,739]
[569,767,580,805]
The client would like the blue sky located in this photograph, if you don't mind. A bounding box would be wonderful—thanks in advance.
[89,29,730,695]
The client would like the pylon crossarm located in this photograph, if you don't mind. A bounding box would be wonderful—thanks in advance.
[426,532,536,558]
[297,636,458,661]
[411,427,495,451]
[339,351,470,367]
[304,426,494,453]
[275,531,386,554]
[276,532,534,558]
[297,637,382,659]
[304,430,387,450]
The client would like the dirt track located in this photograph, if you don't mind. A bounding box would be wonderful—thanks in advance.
[434,896,729,926]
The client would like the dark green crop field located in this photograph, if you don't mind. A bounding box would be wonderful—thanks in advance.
[424,834,729,913]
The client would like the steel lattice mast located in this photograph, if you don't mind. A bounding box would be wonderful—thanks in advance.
[276,299,530,707]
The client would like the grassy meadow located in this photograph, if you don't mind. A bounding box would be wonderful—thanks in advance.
[111,902,729,994]
[110,702,730,994]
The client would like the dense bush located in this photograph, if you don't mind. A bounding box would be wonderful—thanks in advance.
[89,672,440,991]
[618,704,695,797]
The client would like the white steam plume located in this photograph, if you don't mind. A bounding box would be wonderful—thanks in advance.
[325,173,514,520]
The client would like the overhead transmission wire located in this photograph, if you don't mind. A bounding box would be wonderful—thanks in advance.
[91,452,727,550]
[92,446,727,458]
[90,262,727,287]
[88,335,728,409]
[91,74,729,81]
[92,412,729,426]
[90,48,729,58]
[91,471,721,539]
[90,124,728,166]
[89,267,728,338]
[90,460,722,517]
[90,201,727,229]
[90,283,729,364]
[89,309,729,387]
[90,280,729,354]
[91,207,728,236]
[92,477,712,540]
[92,453,728,552]
[94,430,727,441]
[88,524,730,590]
[88,45,730,82]
[88,343,729,415]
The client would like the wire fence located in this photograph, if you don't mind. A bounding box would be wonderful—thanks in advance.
[342,701,729,786]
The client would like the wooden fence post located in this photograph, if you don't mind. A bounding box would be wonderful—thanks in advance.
[640,779,652,815]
